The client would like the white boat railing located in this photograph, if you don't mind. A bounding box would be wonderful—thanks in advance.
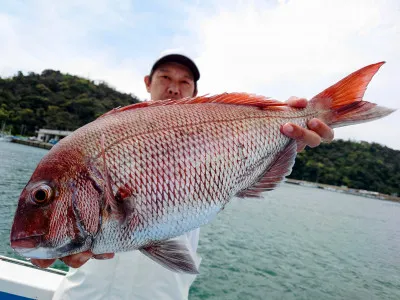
[0,255,66,300]
[0,255,67,275]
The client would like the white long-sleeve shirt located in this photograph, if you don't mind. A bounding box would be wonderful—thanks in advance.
[52,229,201,300]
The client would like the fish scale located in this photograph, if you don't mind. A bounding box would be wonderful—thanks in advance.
[91,105,284,250]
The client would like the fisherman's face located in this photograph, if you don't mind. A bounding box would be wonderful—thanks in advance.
[144,62,197,101]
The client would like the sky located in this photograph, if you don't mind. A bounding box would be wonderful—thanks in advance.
[1,0,399,149]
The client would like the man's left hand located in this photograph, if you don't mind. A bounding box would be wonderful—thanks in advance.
[282,96,334,151]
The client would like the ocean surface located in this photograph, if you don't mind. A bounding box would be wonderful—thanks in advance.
[0,141,399,300]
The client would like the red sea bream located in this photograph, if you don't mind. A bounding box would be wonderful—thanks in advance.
[10,62,395,274]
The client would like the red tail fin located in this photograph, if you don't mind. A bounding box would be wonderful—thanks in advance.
[309,62,396,128]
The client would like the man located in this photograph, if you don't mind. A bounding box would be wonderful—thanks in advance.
[50,52,334,299]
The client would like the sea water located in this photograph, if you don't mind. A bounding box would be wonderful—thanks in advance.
[0,141,399,300]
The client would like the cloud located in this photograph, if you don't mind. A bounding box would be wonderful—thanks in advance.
[0,0,399,149]
[188,0,398,94]
[0,0,167,100]
[186,0,400,149]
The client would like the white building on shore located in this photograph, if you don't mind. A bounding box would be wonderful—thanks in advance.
[36,129,73,143]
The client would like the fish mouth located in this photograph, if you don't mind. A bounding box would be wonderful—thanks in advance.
[10,235,60,259]
[11,235,94,260]
[12,245,60,259]
[11,237,75,259]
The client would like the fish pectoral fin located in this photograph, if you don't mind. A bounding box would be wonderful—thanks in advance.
[139,240,199,275]
[236,139,297,198]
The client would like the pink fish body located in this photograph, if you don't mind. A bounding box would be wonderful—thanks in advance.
[10,62,395,273]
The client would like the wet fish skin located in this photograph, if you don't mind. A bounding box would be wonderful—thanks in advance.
[10,62,395,274]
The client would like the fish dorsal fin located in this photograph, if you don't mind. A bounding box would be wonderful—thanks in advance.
[139,239,199,274]
[98,93,287,118]
[236,139,297,198]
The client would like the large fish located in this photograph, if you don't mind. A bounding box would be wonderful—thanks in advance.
[10,62,395,274]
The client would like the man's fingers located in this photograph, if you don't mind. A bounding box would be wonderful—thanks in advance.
[286,96,308,108]
[31,251,115,269]
[281,123,321,149]
[93,253,115,260]
[307,118,334,143]
[30,258,56,268]
[60,251,93,268]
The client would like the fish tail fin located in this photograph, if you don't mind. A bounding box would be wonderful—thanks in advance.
[309,61,396,128]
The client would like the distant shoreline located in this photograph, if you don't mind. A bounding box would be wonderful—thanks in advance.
[7,139,399,203]
[10,138,53,149]
[286,178,400,203]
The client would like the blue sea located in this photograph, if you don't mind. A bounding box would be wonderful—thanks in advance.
[0,141,399,299]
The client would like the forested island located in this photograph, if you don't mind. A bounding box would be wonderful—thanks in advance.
[0,70,398,196]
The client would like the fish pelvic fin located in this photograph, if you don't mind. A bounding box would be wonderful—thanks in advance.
[309,61,396,128]
[139,239,199,275]
[236,139,297,198]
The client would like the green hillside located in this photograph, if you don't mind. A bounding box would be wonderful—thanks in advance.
[0,70,140,135]
[289,140,399,196]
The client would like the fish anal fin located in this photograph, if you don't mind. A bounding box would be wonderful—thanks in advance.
[139,240,199,274]
[236,140,297,198]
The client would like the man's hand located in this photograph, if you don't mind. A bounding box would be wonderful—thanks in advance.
[31,251,115,269]
[282,96,334,151]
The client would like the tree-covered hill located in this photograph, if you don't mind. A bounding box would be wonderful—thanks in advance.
[0,70,140,135]
[289,140,400,196]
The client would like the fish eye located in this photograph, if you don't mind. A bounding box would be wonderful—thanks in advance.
[35,190,47,202]
[31,184,53,205]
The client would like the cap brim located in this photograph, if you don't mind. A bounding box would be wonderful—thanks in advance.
[150,54,200,81]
